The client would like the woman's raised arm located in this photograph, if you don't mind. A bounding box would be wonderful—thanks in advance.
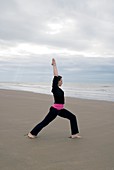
[51,58,58,76]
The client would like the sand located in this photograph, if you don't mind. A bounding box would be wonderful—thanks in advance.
[0,89,114,170]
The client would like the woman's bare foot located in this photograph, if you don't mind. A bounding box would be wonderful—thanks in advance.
[70,134,82,139]
[28,132,37,139]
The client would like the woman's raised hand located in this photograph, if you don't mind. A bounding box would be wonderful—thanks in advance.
[52,58,56,66]
[52,58,58,76]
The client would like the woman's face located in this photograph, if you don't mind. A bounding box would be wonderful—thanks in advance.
[58,78,63,86]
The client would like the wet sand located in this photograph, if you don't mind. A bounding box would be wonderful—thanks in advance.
[0,89,114,170]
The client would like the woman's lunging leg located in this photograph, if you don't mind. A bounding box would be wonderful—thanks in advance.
[30,107,57,136]
[58,109,79,135]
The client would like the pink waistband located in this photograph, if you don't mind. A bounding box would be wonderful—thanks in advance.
[52,104,64,110]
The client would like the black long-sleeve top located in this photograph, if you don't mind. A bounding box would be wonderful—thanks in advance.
[51,76,65,104]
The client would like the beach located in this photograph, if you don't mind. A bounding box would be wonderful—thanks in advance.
[0,89,114,170]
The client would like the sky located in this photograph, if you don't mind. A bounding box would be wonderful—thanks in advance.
[0,0,114,83]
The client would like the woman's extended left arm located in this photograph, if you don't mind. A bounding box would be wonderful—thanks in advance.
[51,58,58,76]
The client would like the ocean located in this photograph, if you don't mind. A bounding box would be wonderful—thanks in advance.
[0,82,114,102]
[1,56,114,102]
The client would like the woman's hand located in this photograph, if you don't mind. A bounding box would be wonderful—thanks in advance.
[51,58,58,76]
[52,58,56,66]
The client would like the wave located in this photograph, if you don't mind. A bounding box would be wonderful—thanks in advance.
[0,82,114,102]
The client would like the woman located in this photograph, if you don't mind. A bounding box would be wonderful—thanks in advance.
[28,58,81,139]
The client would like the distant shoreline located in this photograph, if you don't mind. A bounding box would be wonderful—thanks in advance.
[0,88,114,103]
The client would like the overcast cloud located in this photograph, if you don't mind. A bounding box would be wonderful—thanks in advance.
[0,0,114,58]
[0,0,114,83]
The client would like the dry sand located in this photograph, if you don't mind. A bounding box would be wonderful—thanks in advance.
[0,89,114,170]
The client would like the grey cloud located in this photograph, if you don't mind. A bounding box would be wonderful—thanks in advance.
[0,0,114,56]
[0,53,114,83]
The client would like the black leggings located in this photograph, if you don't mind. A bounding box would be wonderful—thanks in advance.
[30,107,79,136]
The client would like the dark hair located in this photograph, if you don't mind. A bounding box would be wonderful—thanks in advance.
[51,75,62,92]
[58,75,62,82]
